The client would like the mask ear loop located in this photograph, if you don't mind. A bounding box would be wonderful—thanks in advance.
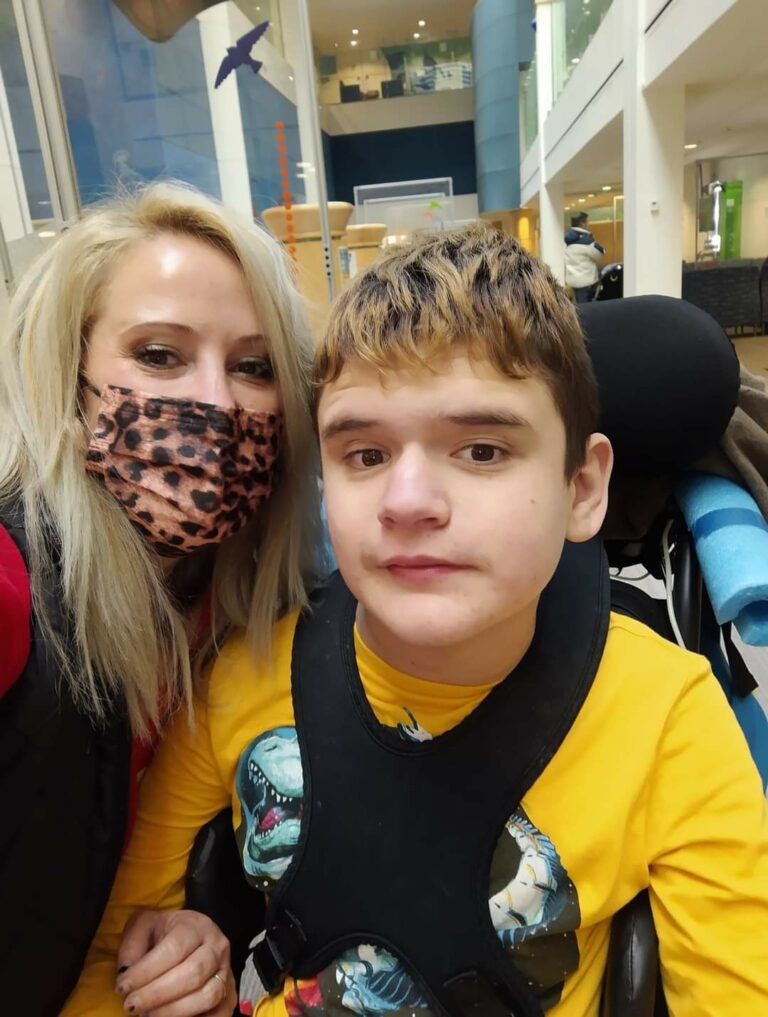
[76,373,103,435]
[81,378,102,398]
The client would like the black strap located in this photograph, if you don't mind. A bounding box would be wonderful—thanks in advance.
[722,623,759,698]
[256,538,610,1017]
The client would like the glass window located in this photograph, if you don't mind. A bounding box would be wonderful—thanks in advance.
[552,0,613,100]
[47,0,221,204]
[317,37,473,106]
[0,1,52,219]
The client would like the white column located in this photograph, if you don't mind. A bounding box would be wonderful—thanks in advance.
[535,0,564,281]
[540,179,565,281]
[278,0,319,203]
[623,0,685,297]
[11,0,79,224]
[197,5,253,218]
[0,63,33,244]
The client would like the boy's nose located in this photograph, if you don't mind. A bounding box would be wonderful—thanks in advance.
[378,451,450,529]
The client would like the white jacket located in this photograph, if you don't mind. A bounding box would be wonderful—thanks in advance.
[564,227,604,288]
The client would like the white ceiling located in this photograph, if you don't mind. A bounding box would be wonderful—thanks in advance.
[307,0,477,53]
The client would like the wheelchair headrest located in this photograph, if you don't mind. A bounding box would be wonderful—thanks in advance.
[579,296,740,473]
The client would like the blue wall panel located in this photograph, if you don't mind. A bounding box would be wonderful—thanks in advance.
[327,120,477,203]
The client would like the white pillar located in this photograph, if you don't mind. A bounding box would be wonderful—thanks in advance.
[279,0,319,203]
[623,0,685,297]
[540,179,565,281]
[535,0,564,281]
[11,0,79,224]
[197,5,253,218]
[0,62,33,244]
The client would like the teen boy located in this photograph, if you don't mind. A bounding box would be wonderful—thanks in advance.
[67,227,768,1017]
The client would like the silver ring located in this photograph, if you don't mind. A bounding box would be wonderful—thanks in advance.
[212,971,226,989]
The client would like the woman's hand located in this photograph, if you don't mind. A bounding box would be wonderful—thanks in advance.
[115,909,237,1016]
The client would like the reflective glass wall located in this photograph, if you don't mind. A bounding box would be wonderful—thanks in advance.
[317,34,473,107]
[48,0,221,203]
[519,55,537,158]
[552,0,613,99]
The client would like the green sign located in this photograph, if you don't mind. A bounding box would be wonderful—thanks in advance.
[722,180,743,260]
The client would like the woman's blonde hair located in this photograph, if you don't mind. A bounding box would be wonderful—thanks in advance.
[0,181,323,737]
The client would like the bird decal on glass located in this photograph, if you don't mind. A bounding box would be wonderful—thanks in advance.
[215,20,269,88]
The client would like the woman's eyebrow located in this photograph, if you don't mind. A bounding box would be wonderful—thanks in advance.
[118,320,196,336]
[117,322,268,345]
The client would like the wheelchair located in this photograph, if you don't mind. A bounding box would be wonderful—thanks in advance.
[186,295,763,1017]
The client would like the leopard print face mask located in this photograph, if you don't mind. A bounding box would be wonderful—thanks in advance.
[85,384,282,557]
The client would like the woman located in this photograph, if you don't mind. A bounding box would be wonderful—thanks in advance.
[0,182,322,1016]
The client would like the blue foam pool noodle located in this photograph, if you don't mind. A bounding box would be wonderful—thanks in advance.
[676,473,768,646]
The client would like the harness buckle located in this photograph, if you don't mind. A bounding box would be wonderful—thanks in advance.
[250,911,307,995]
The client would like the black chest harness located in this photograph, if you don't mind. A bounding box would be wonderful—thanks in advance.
[251,538,610,1016]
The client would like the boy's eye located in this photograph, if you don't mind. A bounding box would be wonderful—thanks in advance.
[234,356,274,381]
[457,443,507,464]
[134,345,180,370]
[348,448,388,469]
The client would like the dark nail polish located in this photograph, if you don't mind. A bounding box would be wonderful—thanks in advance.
[116,982,129,996]
[118,965,129,974]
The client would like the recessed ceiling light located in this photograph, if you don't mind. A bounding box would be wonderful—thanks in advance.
[350,39,357,46]
[413,32,420,38]
[587,193,595,198]
[602,185,612,191]
[418,19,426,27]
[352,28,359,35]
[334,42,339,47]
[578,198,586,203]
[684,143,698,150]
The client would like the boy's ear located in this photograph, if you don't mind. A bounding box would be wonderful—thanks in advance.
[565,434,614,543]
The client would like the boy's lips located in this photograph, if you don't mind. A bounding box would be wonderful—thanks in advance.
[382,555,469,582]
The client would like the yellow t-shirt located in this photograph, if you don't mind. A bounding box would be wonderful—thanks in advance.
[64,612,768,1017]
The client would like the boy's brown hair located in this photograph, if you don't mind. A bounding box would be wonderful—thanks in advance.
[315,224,599,476]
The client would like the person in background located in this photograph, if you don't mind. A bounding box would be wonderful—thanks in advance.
[565,211,605,303]
[0,181,323,1016]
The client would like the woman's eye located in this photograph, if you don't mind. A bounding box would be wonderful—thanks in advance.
[349,448,388,469]
[134,345,180,369]
[458,443,506,464]
[234,357,274,381]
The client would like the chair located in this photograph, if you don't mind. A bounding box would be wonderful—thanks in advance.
[581,295,743,1017]
[382,78,405,98]
[759,257,768,331]
[339,82,362,103]
[682,260,762,333]
[186,297,750,1017]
